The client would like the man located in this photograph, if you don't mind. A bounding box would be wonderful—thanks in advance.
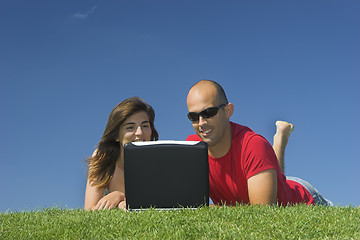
[186,80,332,206]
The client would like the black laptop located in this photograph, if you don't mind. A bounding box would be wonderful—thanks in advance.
[124,141,209,210]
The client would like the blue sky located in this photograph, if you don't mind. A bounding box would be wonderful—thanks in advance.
[0,0,359,212]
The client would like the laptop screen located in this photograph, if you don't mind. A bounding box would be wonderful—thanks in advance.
[124,141,209,210]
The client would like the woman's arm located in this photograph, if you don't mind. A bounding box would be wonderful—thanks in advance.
[84,149,126,210]
[84,178,126,210]
[84,178,105,210]
[107,162,126,210]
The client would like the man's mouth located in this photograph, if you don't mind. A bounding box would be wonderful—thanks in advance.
[200,128,212,137]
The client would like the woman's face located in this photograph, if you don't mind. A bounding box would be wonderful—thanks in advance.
[117,111,152,147]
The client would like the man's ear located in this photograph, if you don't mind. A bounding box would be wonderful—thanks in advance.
[225,103,234,119]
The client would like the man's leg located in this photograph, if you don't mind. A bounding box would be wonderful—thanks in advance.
[286,176,334,206]
[273,121,294,174]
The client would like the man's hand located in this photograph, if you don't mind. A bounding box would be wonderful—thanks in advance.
[91,191,125,210]
[247,169,277,205]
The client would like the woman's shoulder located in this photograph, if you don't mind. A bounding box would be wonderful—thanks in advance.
[91,149,98,157]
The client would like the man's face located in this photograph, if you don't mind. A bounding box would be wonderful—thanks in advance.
[187,92,228,148]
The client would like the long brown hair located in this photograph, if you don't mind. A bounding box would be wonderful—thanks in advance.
[86,97,158,188]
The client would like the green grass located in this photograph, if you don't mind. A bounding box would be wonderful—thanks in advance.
[1,205,359,239]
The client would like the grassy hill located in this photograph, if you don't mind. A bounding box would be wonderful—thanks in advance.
[1,204,359,239]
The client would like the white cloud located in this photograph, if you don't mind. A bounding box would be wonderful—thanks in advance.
[73,6,97,19]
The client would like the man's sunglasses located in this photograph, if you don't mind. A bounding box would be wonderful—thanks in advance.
[187,104,227,122]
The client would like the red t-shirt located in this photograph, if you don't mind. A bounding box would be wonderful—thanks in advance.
[186,122,315,206]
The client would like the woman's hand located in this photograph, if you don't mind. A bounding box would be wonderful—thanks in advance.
[91,191,125,210]
[118,199,127,211]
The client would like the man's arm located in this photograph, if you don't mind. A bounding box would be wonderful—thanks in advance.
[247,169,277,205]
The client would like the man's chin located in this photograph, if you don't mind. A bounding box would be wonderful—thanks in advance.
[198,136,214,146]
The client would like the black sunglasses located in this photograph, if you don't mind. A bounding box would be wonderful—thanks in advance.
[187,104,227,122]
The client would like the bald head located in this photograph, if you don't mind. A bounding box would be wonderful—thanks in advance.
[187,80,228,107]
[186,80,233,157]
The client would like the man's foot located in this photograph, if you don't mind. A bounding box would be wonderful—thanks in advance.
[273,121,294,173]
[273,121,294,148]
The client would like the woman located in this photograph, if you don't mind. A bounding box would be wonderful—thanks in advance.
[84,97,158,210]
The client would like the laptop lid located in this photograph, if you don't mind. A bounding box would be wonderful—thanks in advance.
[124,141,209,210]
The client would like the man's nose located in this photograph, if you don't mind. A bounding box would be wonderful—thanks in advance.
[198,116,207,126]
